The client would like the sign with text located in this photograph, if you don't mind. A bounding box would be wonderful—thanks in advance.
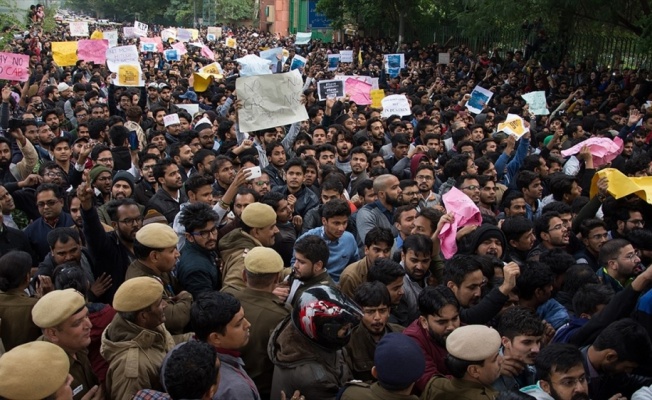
[69,21,89,37]
[521,91,549,115]
[134,21,148,37]
[103,30,118,48]
[381,94,411,118]
[467,85,493,114]
[327,54,340,71]
[77,40,108,64]
[139,37,163,53]
[207,27,222,38]
[116,64,144,87]
[106,45,139,72]
[317,79,345,101]
[339,50,353,63]
[0,52,29,82]
[164,49,179,61]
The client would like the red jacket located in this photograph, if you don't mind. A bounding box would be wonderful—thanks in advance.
[403,319,450,394]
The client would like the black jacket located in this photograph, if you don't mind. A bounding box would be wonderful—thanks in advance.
[0,224,33,264]
[145,188,188,224]
[581,346,652,400]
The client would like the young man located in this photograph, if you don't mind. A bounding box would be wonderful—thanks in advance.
[516,170,544,221]
[575,219,609,271]
[347,146,369,195]
[414,165,439,210]
[339,227,394,298]
[288,234,336,305]
[368,258,406,324]
[597,239,640,293]
[272,157,319,217]
[393,205,417,250]
[502,216,536,266]
[295,199,359,283]
[517,261,569,330]
[146,158,187,224]
[530,211,571,260]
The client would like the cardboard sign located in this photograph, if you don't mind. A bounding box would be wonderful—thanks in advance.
[69,21,89,37]
[116,64,144,87]
[122,27,137,38]
[327,54,340,71]
[163,113,180,127]
[201,45,215,60]
[497,113,530,138]
[521,91,549,115]
[77,40,109,64]
[339,50,353,63]
[164,49,179,61]
[206,34,216,42]
[317,79,345,101]
[52,42,78,67]
[200,62,223,75]
[134,21,148,37]
[0,52,30,82]
[106,45,139,72]
[381,94,411,118]
[103,30,118,48]
[467,85,493,114]
[295,32,312,45]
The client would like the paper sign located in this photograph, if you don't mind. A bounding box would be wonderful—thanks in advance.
[207,27,222,38]
[164,113,180,127]
[260,47,282,72]
[438,53,450,64]
[236,70,309,132]
[177,28,191,42]
[225,38,237,48]
[122,27,136,38]
[327,54,340,71]
[117,64,144,87]
[134,21,148,37]
[77,39,108,64]
[206,34,216,42]
[189,29,199,40]
[172,42,187,55]
[467,85,493,114]
[296,32,312,45]
[69,21,89,37]
[340,50,353,63]
[317,79,345,101]
[370,89,385,108]
[103,30,118,48]
[200,62,223,75]
[439,187,482,259]
[333,75,379,90]
[193,73,214,92]
[140,37,163,53]
[521,91,549,115]
[589,167,652,203]
[161,28,176,42]
[384,54,405,69]
[0,52,30,82]
[497,114,530,138]
[177,104,200,115]
[236,54,272,77]
[381,94,411,118]
[164,49,179,61]
[290,55,306,71]
[52,42,78,67]
[562,137,623,168]
[345,77,372,105]
[201,45,215,60]
[106,45,139,72]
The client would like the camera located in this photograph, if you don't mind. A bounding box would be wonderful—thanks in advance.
[34,103,43,111]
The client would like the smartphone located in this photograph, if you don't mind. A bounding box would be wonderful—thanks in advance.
[246,166,261,179]
[7,119,22,131]
[128,131,138,150]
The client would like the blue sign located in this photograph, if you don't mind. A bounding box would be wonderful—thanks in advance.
[308,0,330,29]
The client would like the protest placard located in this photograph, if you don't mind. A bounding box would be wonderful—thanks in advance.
[438,53,450,65]
[295,32,312,45]
[521,91,549,115]
[140,37,163,53]
[340,50,353,63]
[200,62,223,75]
[106,45,139,72]
[77,40,108,64]
[467,85,494,114]
[207,27,222,38]
[164,49,179,61]
[161,28,176,42]
[290,55,306,71]
[206,34,216,42]
[236,70,309,132]
[384,54,405,69]
[0,52,30,82]
[176,104,199,116]
[381,95,411,118]
[163,113,180,127]
[327,54,340,71]
[334,75,379,90]
[176,28,191,42]
[497,114,530,138]
[225,38,237,48]
[370,89,385,108]
[236,54,272,77]
[52,42,78,67]
[69,21,89,37]
[172,42,187,56]
[201,45,214,60]
[134,21,148,37]
[123,27,136,38]
[189,29,199,40]
[260,47,282,72]
[317,79,345,101]
[345,77,372,105]
[116,64,144,87]
[103,31,118,48]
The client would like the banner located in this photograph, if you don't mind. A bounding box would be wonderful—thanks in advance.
[236,70,309,132]
[317,79,345,101]
[103,30,118,48]
[134,21,148,37]
[77,40,108,64]
[164,49,179,61]
[139,37,163,53]
[521,91,549,115]
[345,77,372,105]
[106,45,139,72]
[0,52,30,82]
[381,94,411,118]
[52,42,78,67]
[69,21,89,37]
[327,54,340,71]
[467,85,493,114]
[339,50,353,63]
[295,32,312,45]
[116,64,144,87]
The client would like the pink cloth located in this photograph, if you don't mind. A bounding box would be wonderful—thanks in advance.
[561,137,623,167]
[438,187,482,259]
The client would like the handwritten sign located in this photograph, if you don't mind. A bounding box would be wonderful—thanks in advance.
[164,49,179,61]
[177,28,191,42]
[381,94,411,118]
[497,114,530,138]
[106,45,139,72]
[161,28,176,42]
[370,89,385,108]
[200,62,223,75]
[225,38,237,48]
[69,21,89,37]
[77,40,108,64]
[117,64,144,87]
[123,27,136,38]
[163,113,180,127]
[52,42,78,67]
[103,30,118,47]
[207,27,222,39]
[317,79,345,101]
[340,50,353,63]
[290,55,306,71]
[134,21,148,37]
[327,54,340,71]
[345,77,372,105]
[236,70,309,132]
[0,52,29,82]
[172,42,187,56]
[521,91,549,115]
[295,32,312,45]
[467,85,494,114]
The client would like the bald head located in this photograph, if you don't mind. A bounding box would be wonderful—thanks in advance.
[373,174,398,193]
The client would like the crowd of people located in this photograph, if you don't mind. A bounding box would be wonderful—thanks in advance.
[0,12,651,400]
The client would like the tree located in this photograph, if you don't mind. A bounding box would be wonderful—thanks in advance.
[214,0,255,23]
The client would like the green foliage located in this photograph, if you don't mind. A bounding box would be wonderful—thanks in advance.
[212,0,255,23]
[40,5,58,33]
[164,0,197,26]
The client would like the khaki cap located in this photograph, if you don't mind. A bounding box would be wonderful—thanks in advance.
[245,247,284,273]
[32,288,86,328]
[241,202,276,228]
[113,277,164,312]
[446,325,501,361]
[136,222,178,248]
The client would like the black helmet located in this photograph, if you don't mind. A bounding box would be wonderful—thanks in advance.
[292,285,363,351]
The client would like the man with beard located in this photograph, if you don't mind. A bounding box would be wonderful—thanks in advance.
[456,174,481,206]
[404,285,461,395]
[345,282,405,382]
[493,307,545,391]
[574,219,609,271]
[478,175,498,216]
[134,154,159,206]
[466,224,507,260]
[414,165,439,210]
[97,171,141,225]
[78,169,144,301]
[333,129,353,174]
[25,183,75,262]
[316,144,337,168]
[363,117,387,151]
[596,239,640,293]
[146,158,187,224]
[529,212,571,260]
[192,149,216,178]
[610,204,646,240]
[399,179,420,209]
[88,164,113,205]
[272,157,319,218]
[177,202,222,298]
[522,344,591,400]
[36,121,56,161]
[211,155,236,197]
[152,83,179,114]
[170,143,194,182]
[445,254,520,325]
[0,123,38,184]
[347,147,369,196]
[42,109,70,142]
[356,174,401,245]
[399,234,432,321]
[287,234,337,305]
[502,216,537,266]
[340,227,394,298]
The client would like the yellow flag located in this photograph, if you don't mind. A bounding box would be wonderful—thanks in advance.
[52,42,78,67]
[590,168,652,203]
[117,64,141,87]
[370,89,385,108]
[90,30,103,40]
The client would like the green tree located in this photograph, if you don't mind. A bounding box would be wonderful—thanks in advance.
[214,0,255,23]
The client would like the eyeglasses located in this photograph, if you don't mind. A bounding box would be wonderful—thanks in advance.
[44,171,63,178]
[254,181,270,187]
[460,185,480,191]
[37,199,59,208]
[141,165,154,171]
[97,157,114,163]
[415,175,434,181]
[118,217,143,225]
[76,113,88,118]
[191,226,218,239]
[548,224,565,232]
[621,252,640,261]
[551,375,586,388]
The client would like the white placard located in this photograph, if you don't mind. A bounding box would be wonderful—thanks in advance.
[521,91,550,115]
[497,113,530,138]
[103,30,118,47]
[340,50,353,63]
[177,104,200,115]
[134,21,148,37]
[106,45,139,72]
[295,32,312,45]
[164,113,180,127]
[236,54,272,77]
[69,21,89,37]
[438,53,450,64]
[177,28,191,42]
[381,94,411,118]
